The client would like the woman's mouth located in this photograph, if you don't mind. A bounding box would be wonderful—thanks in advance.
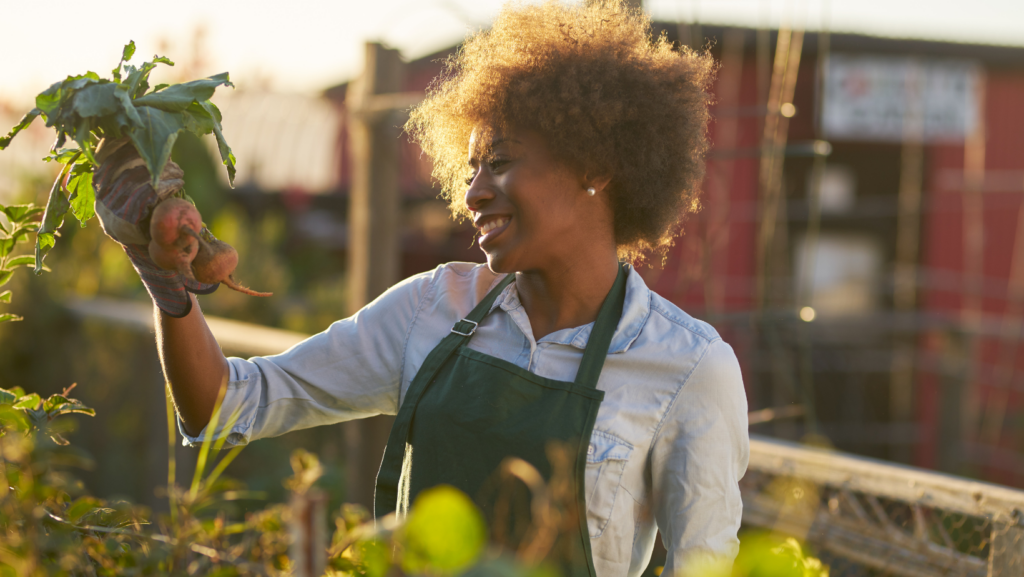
[478,217,511,246]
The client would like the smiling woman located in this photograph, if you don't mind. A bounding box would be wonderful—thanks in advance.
[406,0,716,259]
[103,3,748,577]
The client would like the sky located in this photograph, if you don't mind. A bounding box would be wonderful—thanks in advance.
[1,0,1023,105]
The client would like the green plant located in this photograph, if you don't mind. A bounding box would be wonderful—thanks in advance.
[0,204,46,323]
[732,531,830,577]
[0,40,235,275]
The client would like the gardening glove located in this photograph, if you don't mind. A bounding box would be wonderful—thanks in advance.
[93,137,219,318]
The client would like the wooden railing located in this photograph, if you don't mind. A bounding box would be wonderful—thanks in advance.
[745,435,1024,577]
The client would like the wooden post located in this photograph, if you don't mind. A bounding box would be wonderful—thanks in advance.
[347,42,404,313]
[289,488,328,577]
[344,42,405,510]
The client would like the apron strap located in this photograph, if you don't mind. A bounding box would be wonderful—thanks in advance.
[573,263,629,388]
[455,272,516,333]
[374,272,515,518]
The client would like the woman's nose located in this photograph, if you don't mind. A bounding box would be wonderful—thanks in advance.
[464,172,496,212]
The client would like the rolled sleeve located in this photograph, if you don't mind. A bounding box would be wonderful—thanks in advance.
[653,338,749,575]
[178,269,436,447]
[177,366,261,446]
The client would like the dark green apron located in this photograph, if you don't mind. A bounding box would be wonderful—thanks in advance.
[374,263,629,576]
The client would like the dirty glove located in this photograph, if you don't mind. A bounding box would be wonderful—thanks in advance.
[93,138,218,317]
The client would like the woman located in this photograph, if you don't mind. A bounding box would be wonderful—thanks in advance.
[94,2,748,576]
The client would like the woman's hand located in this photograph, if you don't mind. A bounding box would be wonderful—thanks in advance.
[93,137,219,318]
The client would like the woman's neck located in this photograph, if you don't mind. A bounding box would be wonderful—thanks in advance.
[514,251,620,341]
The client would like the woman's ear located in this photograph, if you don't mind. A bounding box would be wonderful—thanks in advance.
[583,173,613,195]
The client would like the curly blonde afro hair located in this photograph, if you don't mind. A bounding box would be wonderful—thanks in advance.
[406,0,716,258]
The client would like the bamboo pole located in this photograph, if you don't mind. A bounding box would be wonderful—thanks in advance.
[890,61,926,463]
[699,27,745,315]
[795,22,832,441]
[979,193,1024,449]
[755,27,804,311]
[960,72,987,471]
[752,25,805,437]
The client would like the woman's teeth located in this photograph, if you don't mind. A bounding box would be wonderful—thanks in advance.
[480,217,510,234]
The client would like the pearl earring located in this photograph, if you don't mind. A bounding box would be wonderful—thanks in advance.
[586,187,596,196]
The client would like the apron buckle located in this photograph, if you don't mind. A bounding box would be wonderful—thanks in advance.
[451,319,479,337]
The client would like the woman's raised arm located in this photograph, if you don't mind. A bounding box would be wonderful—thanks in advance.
[155,294,229,436]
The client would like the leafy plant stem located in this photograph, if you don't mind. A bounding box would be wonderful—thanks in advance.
[190,381,228,498]
[165,385,178,527]
[202,445,245,493]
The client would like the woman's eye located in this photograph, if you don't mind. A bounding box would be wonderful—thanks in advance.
[464,172,477,186]
[488,157,509,170]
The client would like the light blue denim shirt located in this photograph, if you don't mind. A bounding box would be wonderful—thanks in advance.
[182,262,749,577]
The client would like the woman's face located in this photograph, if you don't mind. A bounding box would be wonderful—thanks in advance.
[465,127,605,274]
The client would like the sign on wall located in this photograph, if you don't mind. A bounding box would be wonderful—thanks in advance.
[821,54,980,143]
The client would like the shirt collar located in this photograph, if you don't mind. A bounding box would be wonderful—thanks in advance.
[488,266,651,354]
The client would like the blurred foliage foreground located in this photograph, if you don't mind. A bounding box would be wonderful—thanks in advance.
[0,201,830,576]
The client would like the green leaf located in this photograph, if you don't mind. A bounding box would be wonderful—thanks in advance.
[67,166,96,224]
[123,63,156,99]
[201,101,236,186]
[43,394,95,417]
[355,539,391,577]
[181,102,217,135]
[124,57,174,100]
[0,291,10,303]
[0,406,29,430]
[6,256,36,268]
[66,496,103,524]
[35,167,72,274]
[0,109,41,150]
[73,83,121,118]
[0,313,23,324]
[112,41,136,81]
[36,80,65,120]
[128,107,184,188]
[43,394,70,412]
[38,232,55,251]
[0,238,14,258]
[398,486,487,576]
[0,387,16,404]
[133,72,233,112]
[37,73,102,127]
[13,393,41,410]
[122,41,136,62]
[113,84,143,129]
[3,205,45,223]
[0,270,12,288]
[151,83,170,93]
[73,118,98,165]
[43,148,82,164]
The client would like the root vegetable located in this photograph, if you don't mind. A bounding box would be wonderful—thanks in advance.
[150,198,201,248]
[185,228,272,297]
[149,236,199,277]
[148,198,202,277]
